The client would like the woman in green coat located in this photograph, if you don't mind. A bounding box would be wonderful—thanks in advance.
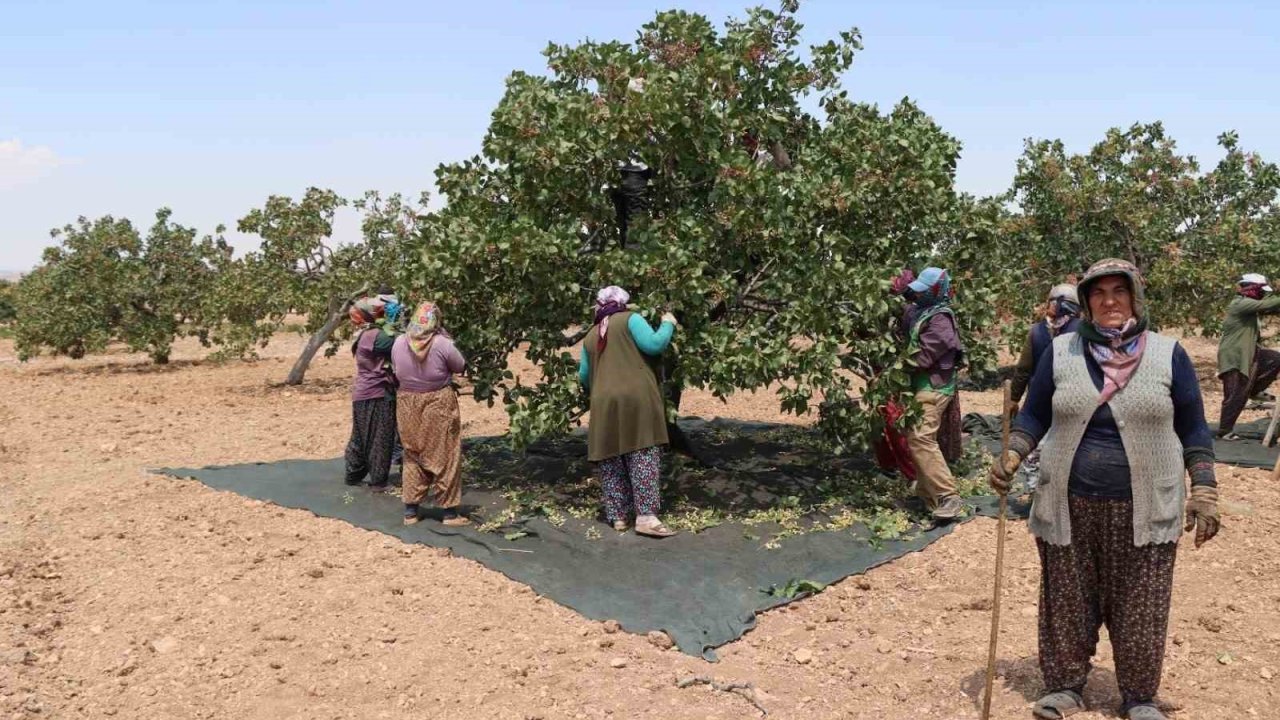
[578,286,679,538]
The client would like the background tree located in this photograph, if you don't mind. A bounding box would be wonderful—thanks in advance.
[1003,122,1280,335]
[121,210,230,363]
[398,1,1004,451]
[0,279,17,325]
[209,187,424,384]
[13,211,226,363]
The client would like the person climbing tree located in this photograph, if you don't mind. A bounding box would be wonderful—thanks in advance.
[608,158,653,250]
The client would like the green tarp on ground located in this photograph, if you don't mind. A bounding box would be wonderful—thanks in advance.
[159,418,1027,659]
[963,414,1280,469]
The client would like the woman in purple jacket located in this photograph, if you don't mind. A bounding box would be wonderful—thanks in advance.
[391,302,469,526]
[344,297,397,489]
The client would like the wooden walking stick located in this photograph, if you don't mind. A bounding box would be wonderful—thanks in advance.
[981,381,1013,720]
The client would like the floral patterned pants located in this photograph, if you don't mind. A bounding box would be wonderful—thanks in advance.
[1037,495,1177,710]
[597,446,662,522]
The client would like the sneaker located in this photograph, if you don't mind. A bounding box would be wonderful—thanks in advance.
[931,494,965,521]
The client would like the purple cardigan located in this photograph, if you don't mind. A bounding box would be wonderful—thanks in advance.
[391,334,465,393]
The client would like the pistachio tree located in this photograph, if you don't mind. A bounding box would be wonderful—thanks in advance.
[13,210,227,363]
[0,280,14,324]
[398,1,1001,451]
[208,187,425,383]
[1005,123,1280,333]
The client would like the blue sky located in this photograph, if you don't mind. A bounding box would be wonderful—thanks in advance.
[2,0,1277,271]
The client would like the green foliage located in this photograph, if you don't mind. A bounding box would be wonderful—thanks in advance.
[13,210,227,363]
[1003,123,1280,335]
[206,188,425,364]
[398,1,1002,450]
[0,280,16,324]
[764,578,826,599]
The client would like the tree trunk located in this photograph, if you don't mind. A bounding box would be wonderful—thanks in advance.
[284,298,355,386]
[659,350,707,465]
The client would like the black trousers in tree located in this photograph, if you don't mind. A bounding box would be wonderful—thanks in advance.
[1037,495,1177,712]
[345,396,397,487]
[1218,347,1280,434]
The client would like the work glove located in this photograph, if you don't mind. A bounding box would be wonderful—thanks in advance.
[889,268,915,296]
[1184,485,1220,548]
[1006,401,1020,422]
[661,312,679,328]
[987,450,1023,496]
[987,431,1033,496]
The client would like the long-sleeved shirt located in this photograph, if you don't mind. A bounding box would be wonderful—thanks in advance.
[1010,318,1081,403]
[1218,294,1280,377]
[1015,339,1215,497]
[391,334,465,393]
[903,305,961,390]
[578,314,674,390]
[351,328,396,402]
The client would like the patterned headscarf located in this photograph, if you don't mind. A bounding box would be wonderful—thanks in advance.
[348,297,384,329]
[1047,283,1081,335]
[406,301,446,360]
[594,286,631,354]
[1076,258,1149,404]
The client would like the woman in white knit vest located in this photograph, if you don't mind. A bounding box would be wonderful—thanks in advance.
[988,258,1220,720]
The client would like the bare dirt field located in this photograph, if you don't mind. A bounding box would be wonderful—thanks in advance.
[1,333,1277,719]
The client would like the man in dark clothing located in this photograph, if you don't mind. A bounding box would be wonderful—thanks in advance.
[1217,273,1280,439]
[609,159,653,250]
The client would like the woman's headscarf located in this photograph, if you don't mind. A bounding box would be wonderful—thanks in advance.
[1076,258,1149,404]
[594,286,631,354]
[1047,283,1081,335]
[406,301,447,360]
[907,267,952,308]
[348,297,384,329]
[1237,273,1272,300]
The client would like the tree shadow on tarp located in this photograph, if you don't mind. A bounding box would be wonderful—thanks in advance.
[508,418,909,524]
[158,416,1029,660]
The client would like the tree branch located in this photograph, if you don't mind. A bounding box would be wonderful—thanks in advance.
[733,258,775,309]
[675,676,767,716]
[561,327,591,347]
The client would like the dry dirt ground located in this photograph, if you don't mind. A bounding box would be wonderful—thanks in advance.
[1,333,1277,720]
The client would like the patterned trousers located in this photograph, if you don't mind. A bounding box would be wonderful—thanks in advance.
[397,388,463,509]
[597,446,662,522]
[1037,495,1177,710]
[344,396,397,486]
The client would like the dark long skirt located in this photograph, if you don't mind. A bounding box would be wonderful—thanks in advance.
[1037,495,1177,713]
[344,395,396,486]
[1218,346,1280,434]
